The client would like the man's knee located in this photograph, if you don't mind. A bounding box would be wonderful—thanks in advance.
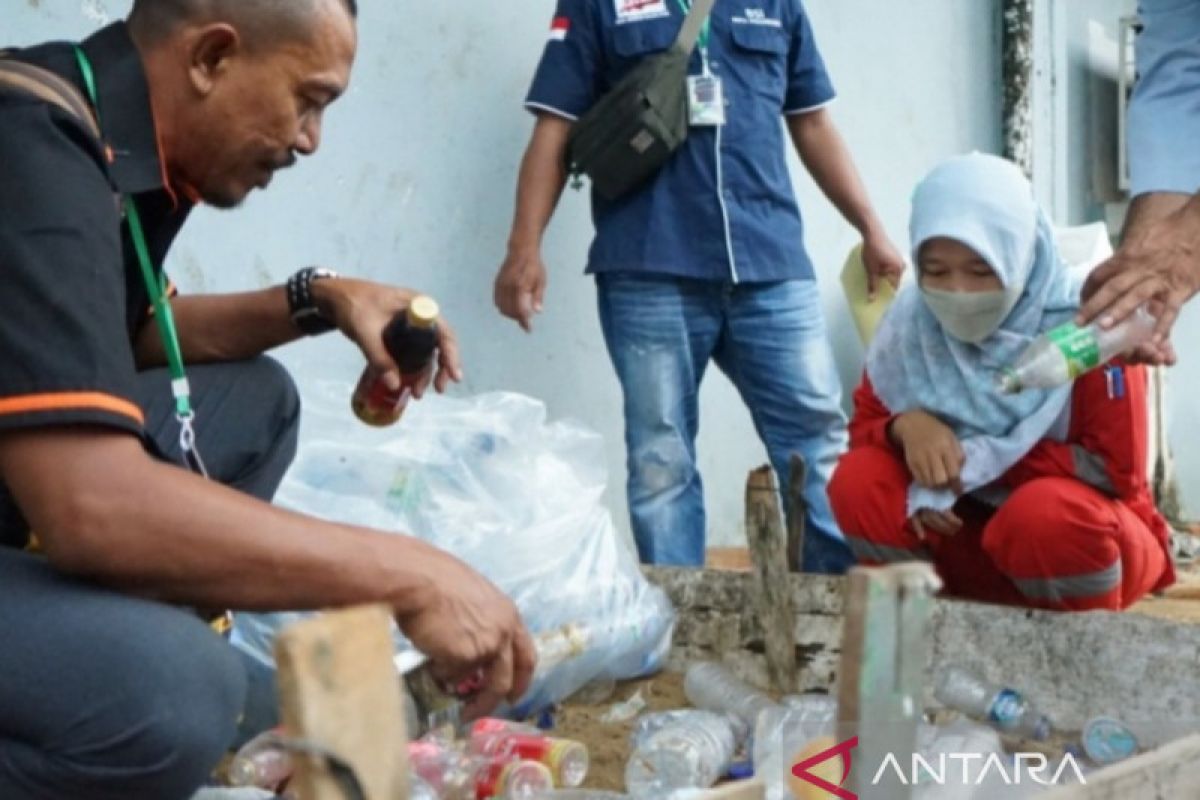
[246,355,301,443]
[9,612,247,800]
[628,433,694,502]
[101,624,246,798]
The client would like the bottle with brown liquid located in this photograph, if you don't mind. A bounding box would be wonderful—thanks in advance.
[351,295,439,426]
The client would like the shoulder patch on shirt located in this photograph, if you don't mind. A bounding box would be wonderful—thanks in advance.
[549,16,570,41]
[615,0,670,24]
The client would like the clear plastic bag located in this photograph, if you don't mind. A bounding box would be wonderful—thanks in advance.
[231,387,675,716]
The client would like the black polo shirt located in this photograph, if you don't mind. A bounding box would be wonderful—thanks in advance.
[0,22,191,437]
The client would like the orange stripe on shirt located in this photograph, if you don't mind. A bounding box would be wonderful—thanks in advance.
[0,392,145,425]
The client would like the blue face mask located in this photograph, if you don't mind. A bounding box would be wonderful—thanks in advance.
[920,286,1022,344]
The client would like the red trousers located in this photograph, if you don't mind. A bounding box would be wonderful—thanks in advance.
[828,445,1169,611]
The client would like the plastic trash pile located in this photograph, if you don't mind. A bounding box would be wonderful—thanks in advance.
[231,388,675,717]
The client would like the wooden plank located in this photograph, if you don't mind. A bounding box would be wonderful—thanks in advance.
[745,465,798,694]
[699,778,766,799]
[839,564,940,800]
[786,454,807,572]
[275,604,409,800]
[1042,734,1200,799]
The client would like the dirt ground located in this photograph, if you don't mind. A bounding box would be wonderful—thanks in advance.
[551,672,688,792]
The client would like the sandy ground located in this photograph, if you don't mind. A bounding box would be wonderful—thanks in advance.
[551,672,688,792]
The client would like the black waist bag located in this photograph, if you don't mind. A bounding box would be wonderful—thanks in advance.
[566,0,716,201]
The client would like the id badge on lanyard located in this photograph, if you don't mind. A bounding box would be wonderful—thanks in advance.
[687,55,726,127]
[677,0,725,127]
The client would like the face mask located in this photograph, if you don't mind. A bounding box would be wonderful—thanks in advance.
[921,286,1021,344]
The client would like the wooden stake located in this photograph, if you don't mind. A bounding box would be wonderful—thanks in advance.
[275,605,409,800]
[745,465,798,694]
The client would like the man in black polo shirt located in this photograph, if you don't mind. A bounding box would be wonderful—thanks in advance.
[0,1,534,797]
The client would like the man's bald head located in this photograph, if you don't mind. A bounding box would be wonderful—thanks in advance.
[129,0,357,49]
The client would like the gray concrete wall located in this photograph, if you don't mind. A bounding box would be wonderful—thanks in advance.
[4,1,1003,549]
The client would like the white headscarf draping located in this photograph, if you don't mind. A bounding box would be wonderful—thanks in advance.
[866,154,1082,514]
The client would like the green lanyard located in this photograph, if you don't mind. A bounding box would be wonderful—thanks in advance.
[73,47,208,477]
[673,0,712,54]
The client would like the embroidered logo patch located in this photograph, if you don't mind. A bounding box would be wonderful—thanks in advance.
[615,0,670,23]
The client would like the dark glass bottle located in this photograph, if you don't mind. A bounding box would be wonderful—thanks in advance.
[351,295,439,426]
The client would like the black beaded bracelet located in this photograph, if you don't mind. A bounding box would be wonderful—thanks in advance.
[287,267,339,336]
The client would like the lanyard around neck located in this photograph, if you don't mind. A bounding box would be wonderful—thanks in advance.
[73,47,208,477]
[673,0,712,52]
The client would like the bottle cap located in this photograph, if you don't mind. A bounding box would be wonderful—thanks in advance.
[546,739,589,787]
[1082,717,1138,765]
[407,296,440,328]
[497,759,553,794]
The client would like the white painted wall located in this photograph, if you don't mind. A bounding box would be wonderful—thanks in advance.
[5,0,1003,548]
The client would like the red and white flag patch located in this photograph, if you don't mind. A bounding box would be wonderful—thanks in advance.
[549,16,570,41]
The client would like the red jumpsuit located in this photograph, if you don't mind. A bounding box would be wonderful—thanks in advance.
[827,363,1175,611]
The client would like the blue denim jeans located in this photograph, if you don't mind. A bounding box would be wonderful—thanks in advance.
[597,274,853,573]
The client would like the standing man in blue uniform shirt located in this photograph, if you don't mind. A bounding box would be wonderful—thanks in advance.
[494,0,904,572]
[1081,0,1200,363]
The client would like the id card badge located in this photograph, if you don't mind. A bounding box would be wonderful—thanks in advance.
[688,73,726,126]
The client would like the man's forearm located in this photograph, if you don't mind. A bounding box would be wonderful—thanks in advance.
[507,115,572,252]
[787,109,884,236]
[3,429,431,613]
[136,288,301,367]
[1123,191,1197,243]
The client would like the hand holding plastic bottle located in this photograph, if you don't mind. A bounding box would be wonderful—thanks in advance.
[394,541,538,718]
[1078,193,1200,366]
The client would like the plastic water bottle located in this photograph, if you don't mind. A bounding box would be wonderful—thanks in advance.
[624,711,737,797]
[683,662,779,730]
[631,709,745,751]
[933,666,1051,740]
[780,694,838,723]
[996,306,1155,394]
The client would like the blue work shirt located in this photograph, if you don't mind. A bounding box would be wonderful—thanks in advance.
[1129,0,1200,196]
[526,0,835,283]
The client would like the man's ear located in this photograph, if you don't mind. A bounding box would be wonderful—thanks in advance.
[186,23,241,96]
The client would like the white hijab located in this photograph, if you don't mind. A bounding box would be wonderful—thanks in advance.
[866,154,1082,514]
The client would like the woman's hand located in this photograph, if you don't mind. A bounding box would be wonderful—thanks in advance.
[910,508,963,540]
[890,410,965,494]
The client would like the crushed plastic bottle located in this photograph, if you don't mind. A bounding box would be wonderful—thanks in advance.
[227,729,294,793]
[933,666,1051,740]
[997,305,1155,394]
[624,711,736,798]
[683,662,779,731]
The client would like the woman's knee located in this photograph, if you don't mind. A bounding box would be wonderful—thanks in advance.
[983,478,1124,609]
[828,446,907,532]
[829,446,922,562]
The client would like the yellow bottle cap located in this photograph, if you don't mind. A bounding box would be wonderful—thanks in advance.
[407,296,440,328]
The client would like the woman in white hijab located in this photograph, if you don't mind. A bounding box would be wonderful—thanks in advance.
[827,154,1173,610]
